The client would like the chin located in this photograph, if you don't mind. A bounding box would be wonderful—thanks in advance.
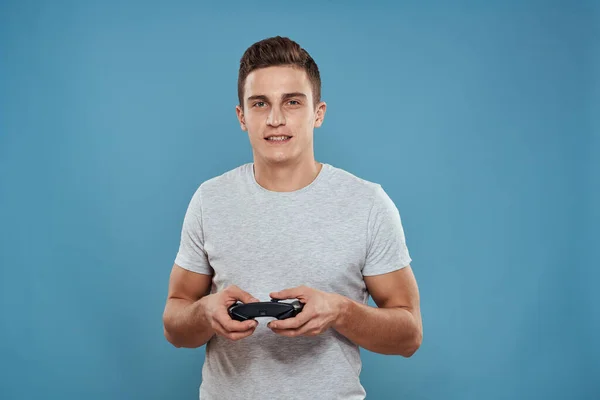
[268,155,292,164]
[259,151,293,164]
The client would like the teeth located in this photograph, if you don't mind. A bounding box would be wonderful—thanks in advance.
[267,136,290,141]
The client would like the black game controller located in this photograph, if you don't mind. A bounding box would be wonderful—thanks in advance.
[228,299,304,321]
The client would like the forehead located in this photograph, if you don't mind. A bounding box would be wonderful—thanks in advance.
[244,66,311,98]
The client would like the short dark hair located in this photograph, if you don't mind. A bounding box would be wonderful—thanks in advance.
[237,36,321,109]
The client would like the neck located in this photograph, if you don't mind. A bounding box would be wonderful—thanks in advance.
[253,158,323,192]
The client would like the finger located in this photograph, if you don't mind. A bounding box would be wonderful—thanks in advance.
[226,327,258,341]
[271,322,318,337]
[268,310,312,330]
[210,316,229,337]
[227,285,260,303]
[270,286,305,300]
[216,310,258,332]
[213,318,257,341]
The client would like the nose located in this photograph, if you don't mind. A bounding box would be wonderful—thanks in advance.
[266,105,286,127]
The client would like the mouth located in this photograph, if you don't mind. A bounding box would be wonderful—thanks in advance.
[264,135,292,144]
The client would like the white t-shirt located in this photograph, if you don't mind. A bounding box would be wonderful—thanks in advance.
[175,162,412,400]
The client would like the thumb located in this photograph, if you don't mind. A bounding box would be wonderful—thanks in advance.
[229,286,259,303]
[270,286,303,300]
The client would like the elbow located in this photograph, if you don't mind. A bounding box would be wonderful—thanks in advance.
[162,313,182,348]
[162,314,208,349]
[164,326,182,348]
[401,329,422,358]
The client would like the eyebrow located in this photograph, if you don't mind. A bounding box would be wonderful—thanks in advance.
[247,92,307,102]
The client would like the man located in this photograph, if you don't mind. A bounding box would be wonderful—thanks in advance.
[163,36,422,399]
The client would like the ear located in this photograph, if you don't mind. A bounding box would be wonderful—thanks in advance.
[314,101,327,128]
[235,105,247,131]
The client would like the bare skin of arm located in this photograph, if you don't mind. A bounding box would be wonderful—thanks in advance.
[335,266,423,356]
[162,264,259,348]
[268,266,422,357]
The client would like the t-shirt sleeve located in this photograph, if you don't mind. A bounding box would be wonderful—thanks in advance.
[174,186,214,275]
[362,185,412,276]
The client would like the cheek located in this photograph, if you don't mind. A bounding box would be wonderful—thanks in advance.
[287,113,312,131]
[244,119,263,135]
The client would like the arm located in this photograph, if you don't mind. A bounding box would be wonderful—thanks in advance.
[334,266,422,357]
[165,186,260,347]
[163,264,261,348]
[268,266,422,357]
[162,264,215,348]
[335,184,421,356]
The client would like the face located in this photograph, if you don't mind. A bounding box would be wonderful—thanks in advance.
[236,66,326,166]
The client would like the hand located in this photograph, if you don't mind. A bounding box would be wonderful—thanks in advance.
[201,285,260,341]
[267,285,346,337]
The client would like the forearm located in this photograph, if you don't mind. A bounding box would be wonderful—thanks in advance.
[163,297,215,348]
[333,296,422,357]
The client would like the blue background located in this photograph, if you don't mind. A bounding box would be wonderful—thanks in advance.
[1,1,598,399]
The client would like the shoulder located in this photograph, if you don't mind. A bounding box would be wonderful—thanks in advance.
[186,163,251,206]
[200,163,250,192]
[326,164,404,221]
[326,163,383,202]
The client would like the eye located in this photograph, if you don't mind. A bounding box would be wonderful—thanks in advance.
[253,101,266,108]
[287,100,300,106]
